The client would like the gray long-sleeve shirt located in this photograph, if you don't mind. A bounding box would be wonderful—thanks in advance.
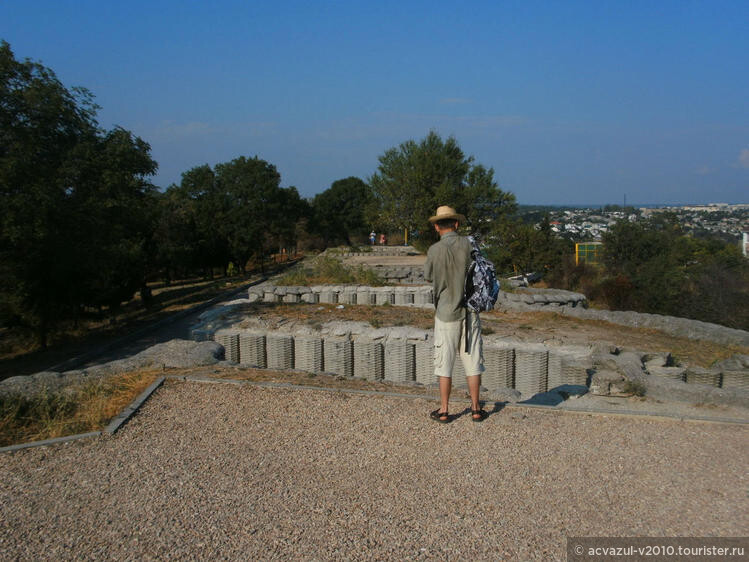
[423,231,472,322]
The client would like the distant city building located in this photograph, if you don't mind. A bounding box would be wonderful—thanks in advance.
[743,232,748,257]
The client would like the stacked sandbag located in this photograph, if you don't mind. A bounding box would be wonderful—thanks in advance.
[214,332,239,363]
[324,337,354,377]
[267,334,294,370]
[353,335,385,381]
[294,335,323,374]
[484,345,514,390]
[239,332,266,368]
[514,345,548,397]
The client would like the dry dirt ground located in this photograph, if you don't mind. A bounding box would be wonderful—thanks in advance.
[1,380,746,560]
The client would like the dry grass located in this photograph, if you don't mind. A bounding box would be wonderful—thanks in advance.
[0,370,160,446]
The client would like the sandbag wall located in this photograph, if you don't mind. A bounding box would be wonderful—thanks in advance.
[213,327,593,398]
[247,285,434,307]
[247,284,587,309]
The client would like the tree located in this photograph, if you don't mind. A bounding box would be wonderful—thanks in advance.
[598,218,749,328]
[487,215,572,276]
[212,156,305,272]
[0,41,157,346]
[169,164,230,278]
[71,127,157,313]
[368,131,516,246]
[311,176,373,245]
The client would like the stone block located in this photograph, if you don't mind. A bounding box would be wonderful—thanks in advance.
[685,367,721,388]
[589,370,628,396]
[452,356,467,387]
[356,288,375,305]
[393,291,414,306]
[215,332,239,363]
[375,289,394,306]
[339,291,357,305]
[414,341,436,386]
[384,340,415,383]
[722,370,749,392]
[267,334,294,370]
[514,347,548,397]
[547,351,563,389]
[239,333,266,368]
[324,337,353,377]
[483,346,514,390]
[300,292,318,304]
[294,336,323,373]
[319,290,338,304]
[353,338,384,381]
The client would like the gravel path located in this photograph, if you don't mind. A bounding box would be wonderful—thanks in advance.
[1,381,747,560]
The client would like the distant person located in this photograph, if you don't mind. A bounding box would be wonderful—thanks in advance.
[369,231,376,245]
[424,206,487,423]
[379,233,386,245]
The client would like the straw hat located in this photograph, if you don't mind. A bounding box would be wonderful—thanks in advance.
[428,205,466,224]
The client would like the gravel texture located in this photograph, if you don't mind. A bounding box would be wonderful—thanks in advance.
[1,381,747,561]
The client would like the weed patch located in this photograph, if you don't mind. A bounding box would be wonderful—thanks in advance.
[0,370,159,446]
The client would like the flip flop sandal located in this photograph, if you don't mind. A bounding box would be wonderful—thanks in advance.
[471,409,488,422]
[430,408,452,424]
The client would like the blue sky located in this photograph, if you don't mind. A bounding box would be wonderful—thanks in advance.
[2,1,748,204]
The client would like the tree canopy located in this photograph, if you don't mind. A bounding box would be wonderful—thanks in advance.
[0,41,158,345]
[311,176,373,245]
[157,157,308,277]
[368,131,516,244]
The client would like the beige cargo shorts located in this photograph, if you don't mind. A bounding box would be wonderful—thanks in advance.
[433,311,485,378]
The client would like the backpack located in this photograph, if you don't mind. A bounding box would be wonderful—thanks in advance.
[464,236,500,312]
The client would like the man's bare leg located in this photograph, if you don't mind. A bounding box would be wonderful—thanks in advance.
[439,375,452,419]
[467,375,481,417]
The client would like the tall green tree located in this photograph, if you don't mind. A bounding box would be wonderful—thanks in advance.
[311,176,372,245]
[0,41,157,345]
[368,131,516,245]
[171,164,229,277]
[70,127,157,312]
[214,156,305,272]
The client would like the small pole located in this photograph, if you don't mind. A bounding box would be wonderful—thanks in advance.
[404,228,408,245]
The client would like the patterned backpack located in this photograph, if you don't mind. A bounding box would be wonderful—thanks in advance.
[464,236,500,312]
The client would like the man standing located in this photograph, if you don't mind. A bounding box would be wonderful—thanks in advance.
[424,206,487,423]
